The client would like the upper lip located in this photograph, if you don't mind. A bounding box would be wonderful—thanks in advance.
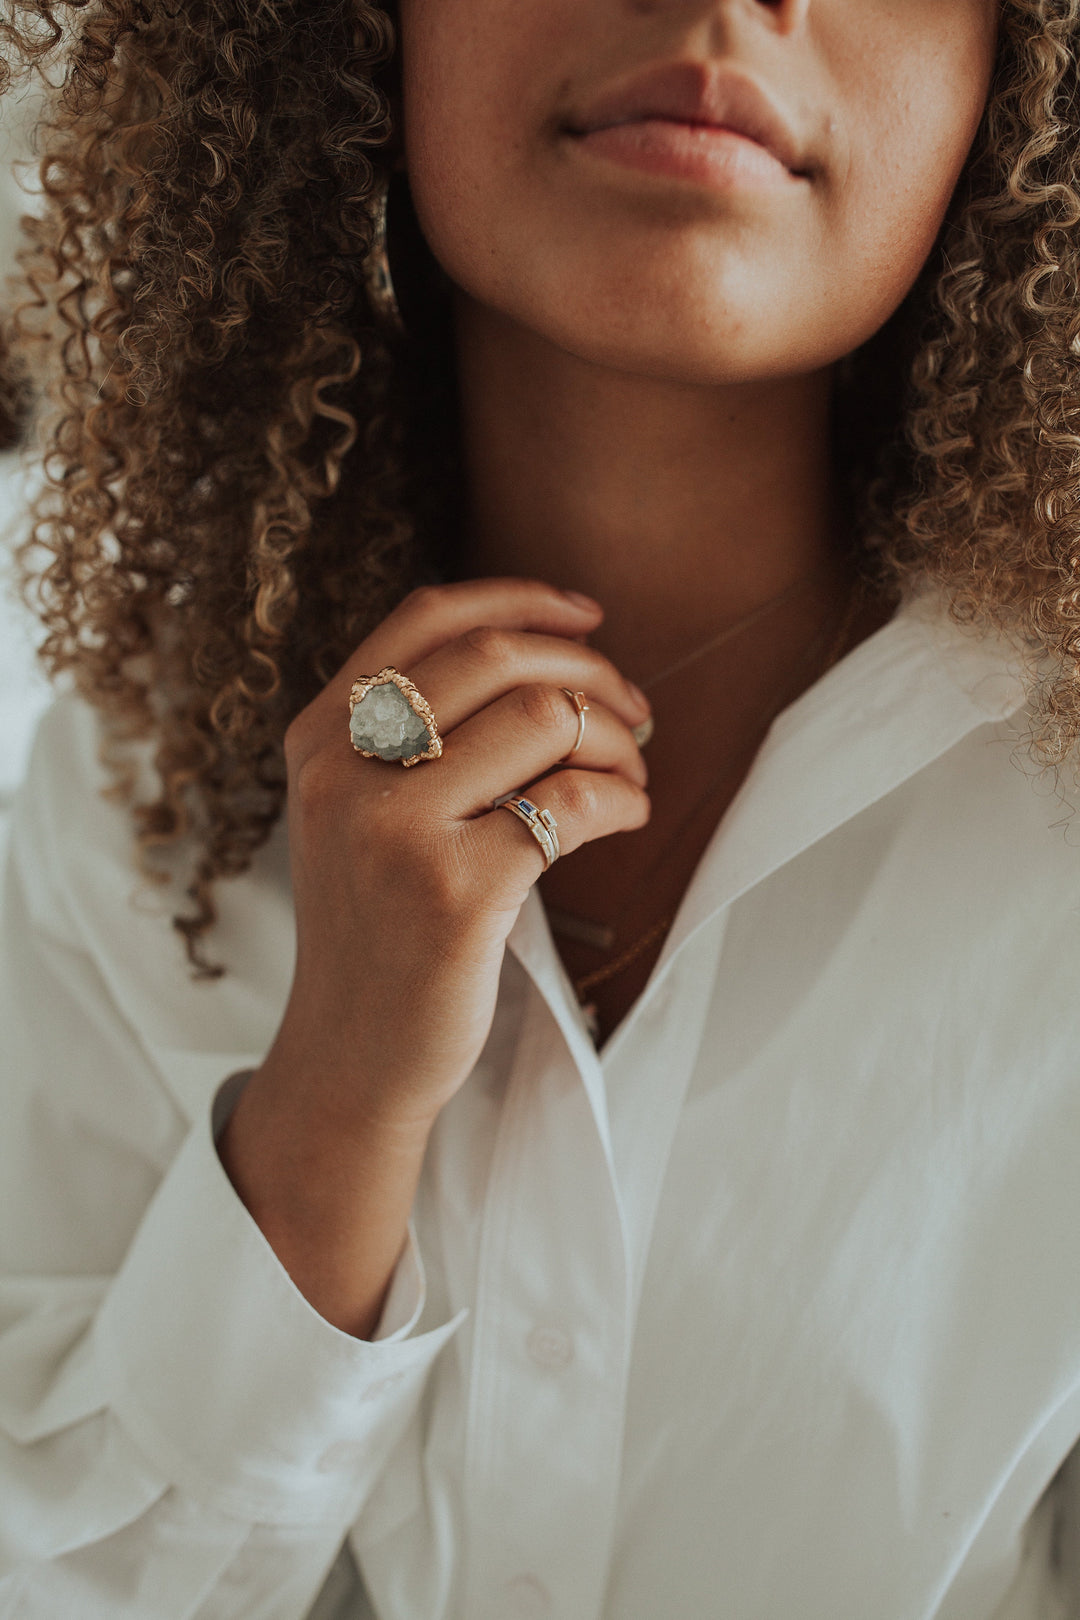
[563,60,810,176]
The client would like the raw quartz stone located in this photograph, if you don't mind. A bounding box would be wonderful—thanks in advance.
[350,681,432,760]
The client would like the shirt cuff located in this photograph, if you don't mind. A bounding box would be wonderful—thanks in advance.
[93,1071,466,1526]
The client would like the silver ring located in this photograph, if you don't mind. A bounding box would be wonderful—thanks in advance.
[498,795,560,869]
[560,689,589,760]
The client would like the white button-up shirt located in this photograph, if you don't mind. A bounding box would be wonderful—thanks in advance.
[2,586,1080,1620]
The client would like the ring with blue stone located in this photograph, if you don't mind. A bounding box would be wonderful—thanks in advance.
[496,794,561,870]
[348,666,443,767]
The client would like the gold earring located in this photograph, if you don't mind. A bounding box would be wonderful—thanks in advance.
[364,172,406,337]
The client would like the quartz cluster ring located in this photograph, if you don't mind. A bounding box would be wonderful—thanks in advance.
[348,666,443,767]
[496,794,561,870]
[560,688,590,761]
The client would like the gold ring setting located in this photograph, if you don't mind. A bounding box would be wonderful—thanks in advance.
[498,795,560,870]
[348,666,443,767]
[560,688,590,761]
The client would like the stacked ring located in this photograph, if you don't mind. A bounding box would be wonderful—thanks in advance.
[559,689,589,760]
[499,796,561,870]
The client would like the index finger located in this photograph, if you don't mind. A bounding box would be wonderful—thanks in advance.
[325,577,604,707]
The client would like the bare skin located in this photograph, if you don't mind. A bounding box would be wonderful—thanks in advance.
[220,578,650,1335]
[450,329,894,1031]
[220,0,999,1337]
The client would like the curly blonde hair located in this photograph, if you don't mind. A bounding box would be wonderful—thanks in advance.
[0,0,1077,977]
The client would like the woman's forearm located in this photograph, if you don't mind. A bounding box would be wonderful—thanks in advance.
[217,1057,435,1340]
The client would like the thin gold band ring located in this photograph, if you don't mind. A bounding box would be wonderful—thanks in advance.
[560,689,589,761]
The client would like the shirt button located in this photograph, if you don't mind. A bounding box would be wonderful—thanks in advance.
[503,1574,552,1618]
[526,1325,574,1371]
[316,1439,366,1473]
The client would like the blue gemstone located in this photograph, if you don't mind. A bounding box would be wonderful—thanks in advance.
[518,799,535,813]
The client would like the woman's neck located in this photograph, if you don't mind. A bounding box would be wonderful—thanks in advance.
[446,295,898,1046]
[450,291,845,685]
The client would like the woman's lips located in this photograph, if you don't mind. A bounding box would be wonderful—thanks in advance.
[569,117,800,191]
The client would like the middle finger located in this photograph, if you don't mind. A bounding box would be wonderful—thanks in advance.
[407,625,649,737]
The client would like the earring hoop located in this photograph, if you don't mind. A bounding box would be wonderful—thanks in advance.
[364,172,407,338]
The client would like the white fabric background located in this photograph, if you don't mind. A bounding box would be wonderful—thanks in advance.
[0,77,54,854]
[0,451,50,850]
[4,595,1080,1617]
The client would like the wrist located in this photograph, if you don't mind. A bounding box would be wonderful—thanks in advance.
[220,1060,435,1191]
[217,1062,435,1338]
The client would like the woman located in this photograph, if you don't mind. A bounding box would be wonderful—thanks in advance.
[2,0,1079,1614]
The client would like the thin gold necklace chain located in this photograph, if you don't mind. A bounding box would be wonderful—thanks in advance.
[634,561,833,696]
[559,575,865,1005]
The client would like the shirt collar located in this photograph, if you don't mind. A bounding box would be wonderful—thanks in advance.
[506,585,1031,1062]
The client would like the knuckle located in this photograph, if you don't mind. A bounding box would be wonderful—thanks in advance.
[283,716,306,766]
[459,623,512,665]
[518,681,570,733]
[403,582,444,616]
[290,749,337,813]
[558,770,602,823]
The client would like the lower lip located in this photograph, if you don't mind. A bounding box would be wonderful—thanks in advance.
[569,118,796,190]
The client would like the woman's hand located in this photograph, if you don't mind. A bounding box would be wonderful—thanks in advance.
[218,577,651,1334]
[272,574,649,1124]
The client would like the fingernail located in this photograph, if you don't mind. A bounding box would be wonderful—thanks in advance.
[626,680,650,710]
[562,588,601,611]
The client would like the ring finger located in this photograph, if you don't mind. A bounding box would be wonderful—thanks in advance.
[436,682,647,819]
[473,761,651,877]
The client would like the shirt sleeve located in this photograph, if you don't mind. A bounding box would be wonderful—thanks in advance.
[0,699,466,1617]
